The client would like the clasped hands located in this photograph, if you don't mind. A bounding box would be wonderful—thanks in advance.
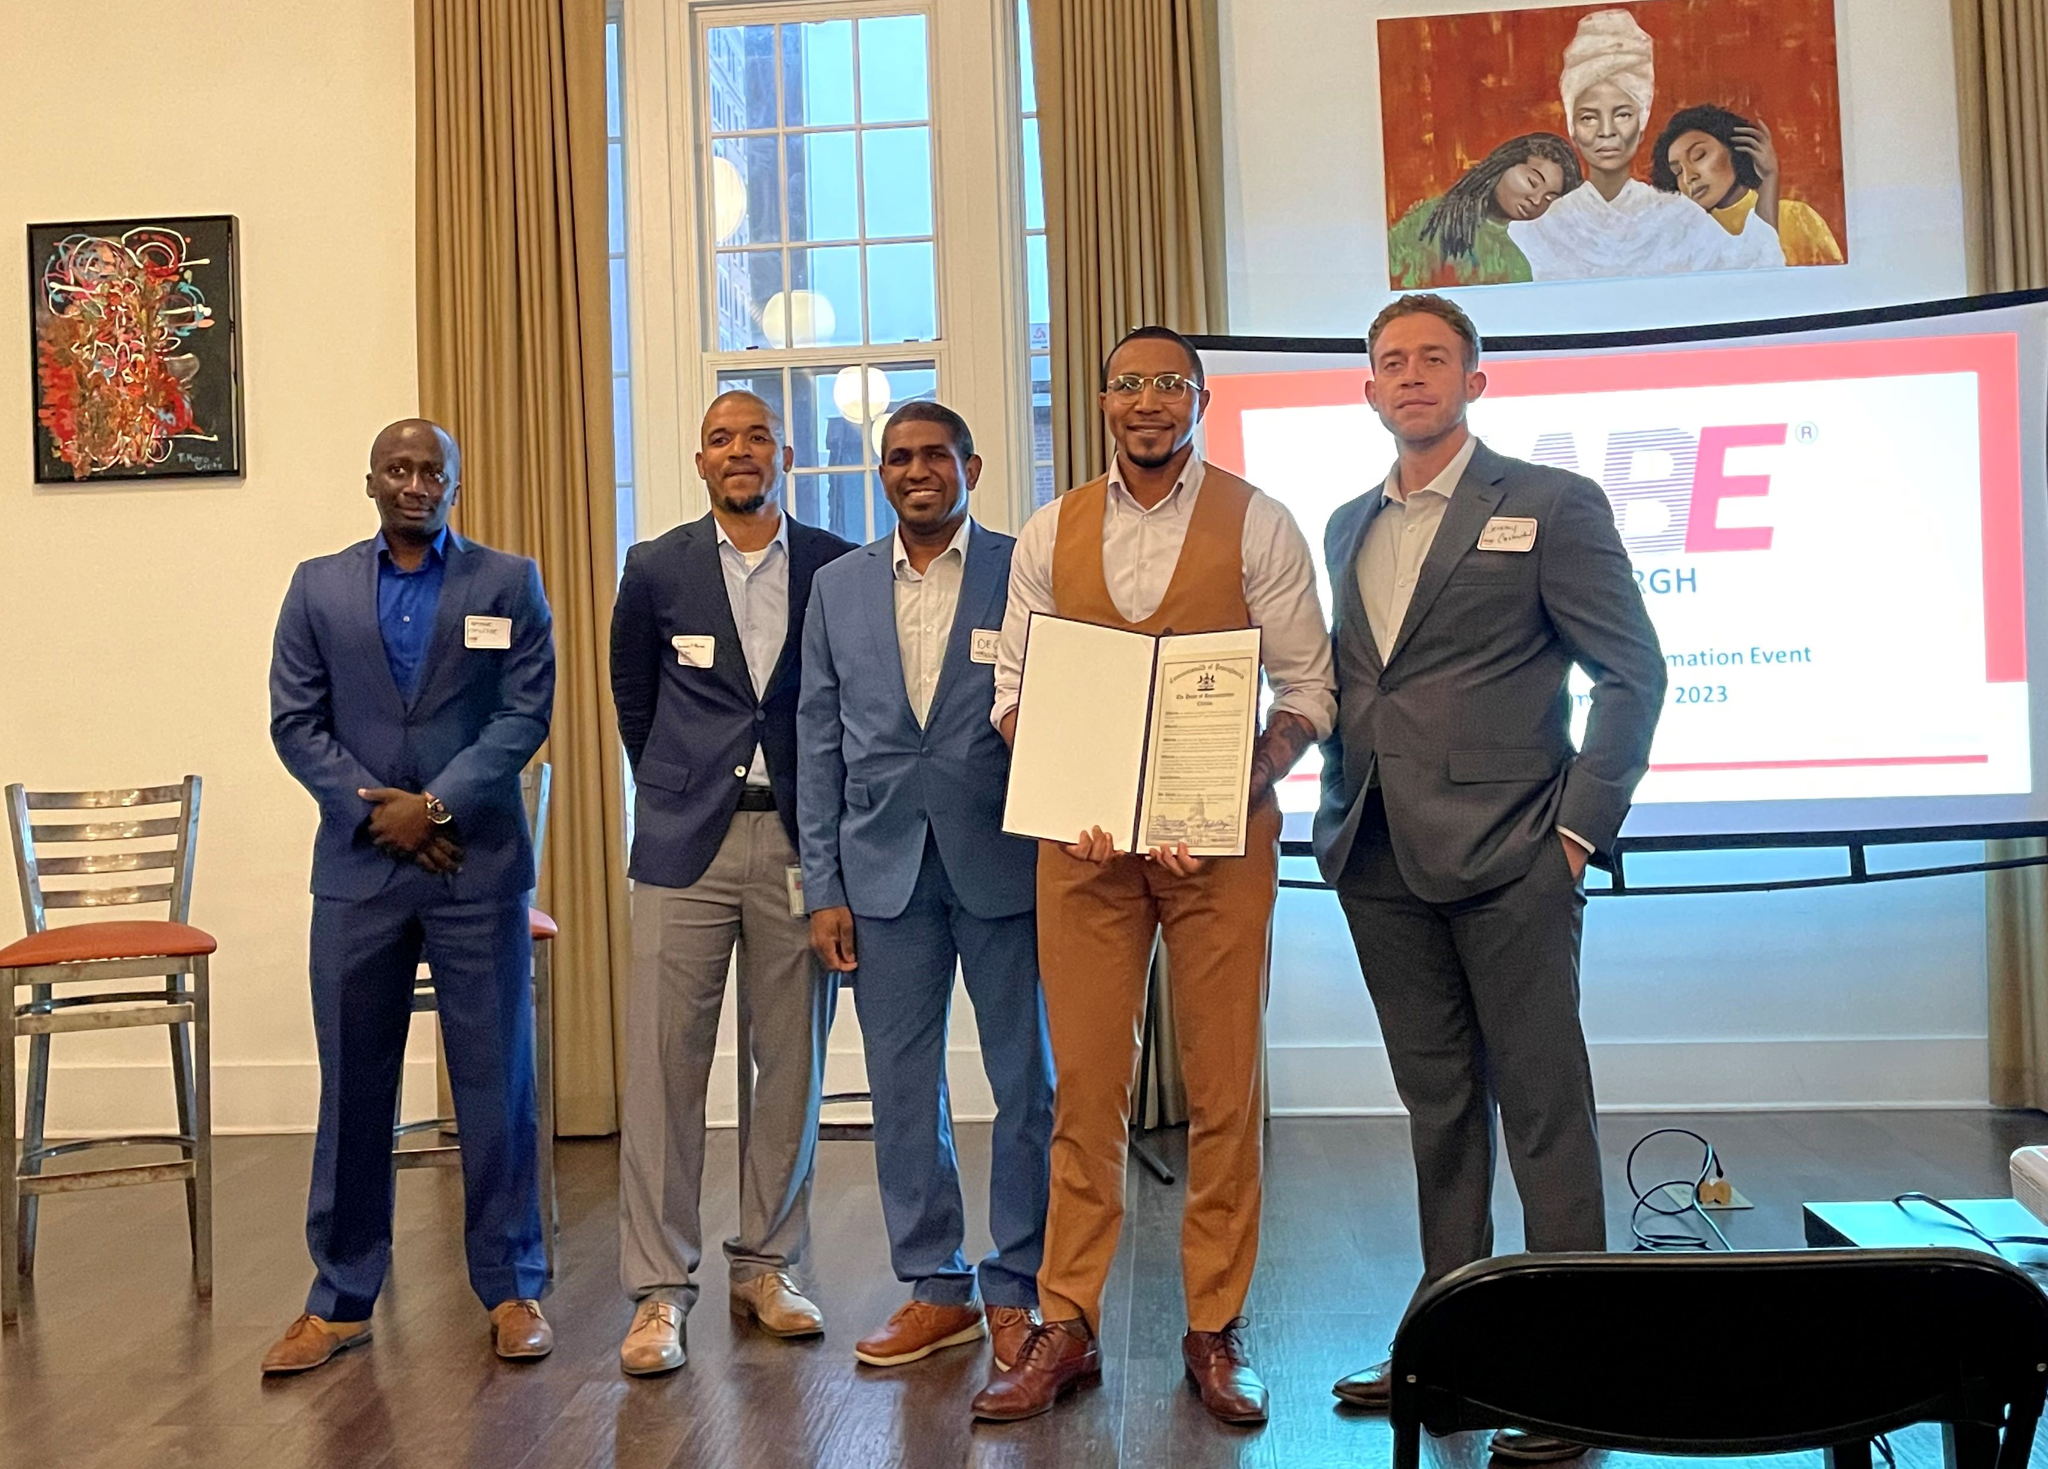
[358,787,464,874]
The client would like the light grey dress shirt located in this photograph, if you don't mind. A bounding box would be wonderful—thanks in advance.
[715,511,790,785]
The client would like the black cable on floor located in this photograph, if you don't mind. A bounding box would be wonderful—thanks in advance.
[1627,1126,1732,1252]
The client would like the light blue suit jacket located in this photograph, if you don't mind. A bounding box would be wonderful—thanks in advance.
[797,522,1036,921]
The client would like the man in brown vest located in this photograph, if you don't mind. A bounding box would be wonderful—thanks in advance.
[970,326,1335,1425]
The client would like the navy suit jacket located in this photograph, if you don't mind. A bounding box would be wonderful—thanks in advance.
[611,511,857,890]
[270,532,555,902]
[796,523,1035,922]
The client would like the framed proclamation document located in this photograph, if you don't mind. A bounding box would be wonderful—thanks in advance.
[1003,613,1263,857]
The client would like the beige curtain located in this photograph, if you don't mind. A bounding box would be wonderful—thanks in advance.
[1029,0,1227,1126]
[417,0,633,1135]
[1955,0,2048,295]
[1960,0,2048,1107]
[1027,0,1228,491]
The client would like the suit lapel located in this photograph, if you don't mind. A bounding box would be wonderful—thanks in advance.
[407,533,475,711]
[682,517,754,702]
[926,524,1000,724]
[1383,448,1507,671]
[761,520,809,703]
[859,538,912,724]
[357,540,409,719]
[1333,490,1388,676]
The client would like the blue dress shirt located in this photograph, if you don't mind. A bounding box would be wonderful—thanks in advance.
[376,528,448,702]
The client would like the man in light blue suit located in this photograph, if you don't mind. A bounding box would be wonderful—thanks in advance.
[797,401,1054,1375]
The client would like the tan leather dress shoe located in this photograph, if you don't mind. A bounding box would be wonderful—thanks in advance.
[855,1300,985,1367]
[490,1299,554,1360]
[970,1319,1101,1422]
[729,1271,825,1337]
[1182,1318,1268,1424]
[986,1305,1038,1372]
[620,1298,686,1376]
[261,1314,371,1375]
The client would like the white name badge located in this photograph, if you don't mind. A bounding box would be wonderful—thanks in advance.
[786,864,807,918]
[464,615,512,649]
[971,629,1001,665]
[1476,516,1538,553]
[673,634,716,667]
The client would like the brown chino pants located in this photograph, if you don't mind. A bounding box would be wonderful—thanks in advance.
[1033,797,1281,1333]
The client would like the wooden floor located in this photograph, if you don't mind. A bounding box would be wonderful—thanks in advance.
[4,1109,2046,1468]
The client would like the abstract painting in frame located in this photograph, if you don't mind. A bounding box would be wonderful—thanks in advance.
[28,214,244,483]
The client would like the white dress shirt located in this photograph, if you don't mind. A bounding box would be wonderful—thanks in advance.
[1358,434,1478,663]
[892,518,971,726]
[715,511,790,785]
[994,455,1337,739]
[1359,435,1590,854]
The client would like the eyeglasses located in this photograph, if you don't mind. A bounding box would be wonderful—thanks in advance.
[1104,372,1200,401]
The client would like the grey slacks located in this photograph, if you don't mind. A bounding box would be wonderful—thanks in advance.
[1334,792,1603,1299]
[618,811,834,1311]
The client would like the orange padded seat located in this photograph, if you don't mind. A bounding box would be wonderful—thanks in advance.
[0,920,219,968]
[529,908,558,941]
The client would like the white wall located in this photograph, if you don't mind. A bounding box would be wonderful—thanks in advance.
[1221,0,1993,1109]
[0,0,426,1133]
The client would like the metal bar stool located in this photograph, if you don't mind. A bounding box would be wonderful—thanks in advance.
[392,764,558,1277]
[0,776,213,1327]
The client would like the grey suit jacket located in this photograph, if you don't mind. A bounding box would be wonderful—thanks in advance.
[1312,439,1666,903]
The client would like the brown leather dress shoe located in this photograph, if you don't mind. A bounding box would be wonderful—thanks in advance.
[1182,1318,1269,1425]
[490,1299,554,1360]
[261,1314,372,1375]
[986,1305,1038,1372]
[1332,1357,1394,1409]
[1490,1427,1587,1462]
[855,1300,985,1366]
[970,1318,1101,1422]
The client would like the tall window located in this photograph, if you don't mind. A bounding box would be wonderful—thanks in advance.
[1018,2,1054,509]
[700,13,942,543]
[608,11,636,569]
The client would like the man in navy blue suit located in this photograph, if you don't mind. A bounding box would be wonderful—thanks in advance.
[797,401,1054,1376]
[264,419,556,1373]
[610,391,856,1376]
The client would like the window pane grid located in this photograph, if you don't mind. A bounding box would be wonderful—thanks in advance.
[702,14,936,353]
[1019,3,1053,506]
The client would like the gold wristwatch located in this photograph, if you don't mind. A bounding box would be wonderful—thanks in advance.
[423,792,453,825]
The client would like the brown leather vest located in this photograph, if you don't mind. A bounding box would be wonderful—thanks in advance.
[1049,461,1254,633]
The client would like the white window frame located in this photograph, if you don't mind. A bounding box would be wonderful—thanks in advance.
[620,0,1035,541]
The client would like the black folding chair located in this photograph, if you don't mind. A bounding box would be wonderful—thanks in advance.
[1390,1248,2048,1469]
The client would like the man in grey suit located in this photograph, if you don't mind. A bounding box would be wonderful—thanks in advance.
[1316,295,1664,1463]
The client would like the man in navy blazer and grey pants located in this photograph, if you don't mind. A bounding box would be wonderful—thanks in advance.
[609,390,856,1376]
[797,401,1054,1375]
[264,419,556,1373]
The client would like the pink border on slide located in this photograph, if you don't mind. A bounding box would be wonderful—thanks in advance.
[1202,333,2027,683]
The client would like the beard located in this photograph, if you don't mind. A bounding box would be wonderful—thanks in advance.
[1123,443,1182,470]
[717,487,769,516]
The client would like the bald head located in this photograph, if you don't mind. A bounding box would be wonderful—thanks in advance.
[366,418,461,544]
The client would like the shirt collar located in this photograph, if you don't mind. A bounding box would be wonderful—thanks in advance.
[1384,434,1479,507]
[1107,452,1206,513]
[891,516,971,577]
[374,527,450,565]
[714,509,789,556]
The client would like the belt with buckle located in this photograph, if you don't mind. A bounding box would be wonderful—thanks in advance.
[734,786,778,812]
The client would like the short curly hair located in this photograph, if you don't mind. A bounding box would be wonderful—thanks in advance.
[1650,105,1763,195]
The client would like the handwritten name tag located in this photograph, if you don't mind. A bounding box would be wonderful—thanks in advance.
[1476,516,1537,553]
[672,635,716,667]
[465,616,512,649]
[971,629,1001,664]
